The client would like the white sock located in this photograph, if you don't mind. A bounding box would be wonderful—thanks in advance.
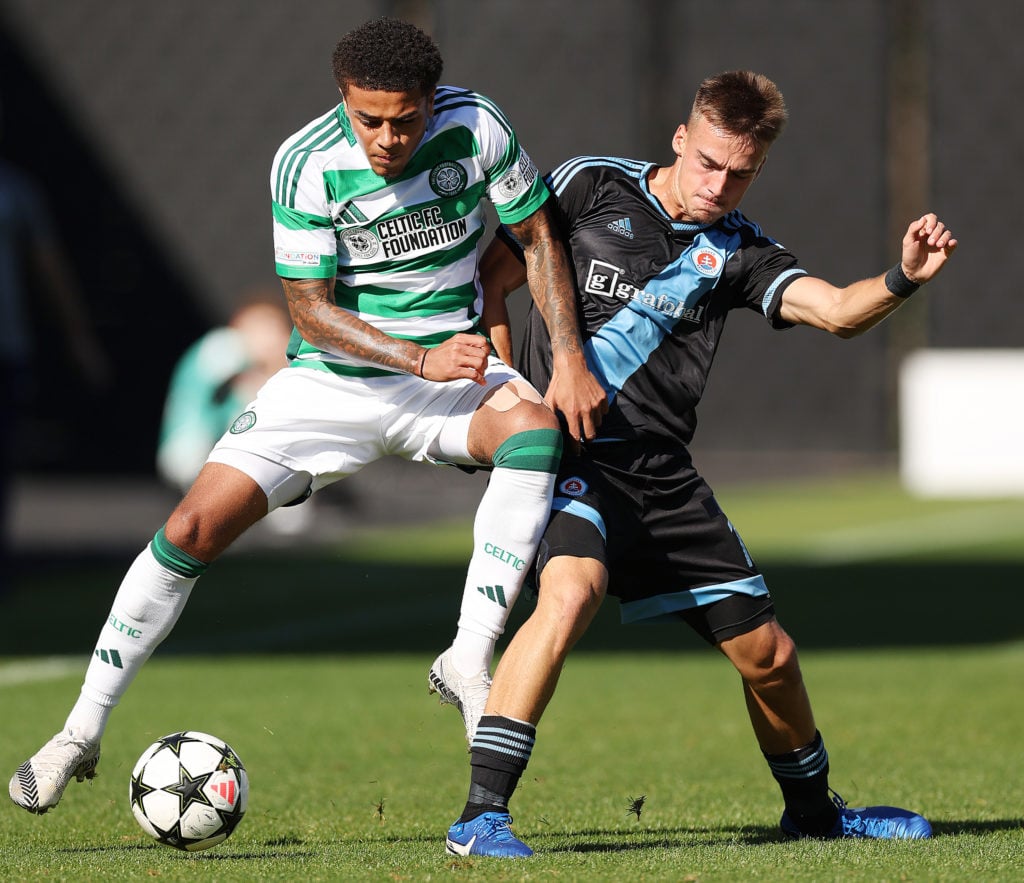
[450,631,495,677]
[453,466,554,675]
[64,546,197,743]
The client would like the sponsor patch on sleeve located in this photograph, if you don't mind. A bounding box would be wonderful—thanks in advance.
[275,247,323,267]
[493,150,539,202]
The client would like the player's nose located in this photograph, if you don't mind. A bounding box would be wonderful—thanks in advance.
[377,122,399,147]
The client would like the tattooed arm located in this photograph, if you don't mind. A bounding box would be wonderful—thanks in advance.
[280,276,489,385]
[506,203,607,442]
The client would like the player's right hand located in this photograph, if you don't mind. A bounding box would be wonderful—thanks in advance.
[421,333,491,385]
[546,357,608,452]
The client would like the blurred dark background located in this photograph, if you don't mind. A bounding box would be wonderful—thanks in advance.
[0,0,1018,484]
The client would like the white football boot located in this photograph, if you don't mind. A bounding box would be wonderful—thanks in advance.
[428,648,491,745]
[9,728,101,814]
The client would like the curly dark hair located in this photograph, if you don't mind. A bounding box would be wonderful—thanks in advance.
[332,17,443,94]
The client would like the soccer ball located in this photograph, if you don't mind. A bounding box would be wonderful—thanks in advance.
[129,731,249,852]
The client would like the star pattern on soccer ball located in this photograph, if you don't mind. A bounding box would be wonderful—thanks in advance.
[129,773,155,812]
[131,732,247,851]
[158,732,195,757]
[165,765,215,814]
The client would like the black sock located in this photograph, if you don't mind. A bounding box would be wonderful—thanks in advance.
[459,715,536,823]
[763,730,839,835]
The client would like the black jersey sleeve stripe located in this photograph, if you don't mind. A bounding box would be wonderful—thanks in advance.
[548,156,647,195]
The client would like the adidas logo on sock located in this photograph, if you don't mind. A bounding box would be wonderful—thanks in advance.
[94,648,124,668]
[477,585,508,608]
[607,217,634,239]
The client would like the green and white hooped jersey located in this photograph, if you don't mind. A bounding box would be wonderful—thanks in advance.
[271,85,548,377]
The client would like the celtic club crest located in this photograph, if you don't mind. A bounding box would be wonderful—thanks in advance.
[229,411,257,434]
[429,161,467,197]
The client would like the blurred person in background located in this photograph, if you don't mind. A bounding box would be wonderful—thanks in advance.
[155,292,312,535]
[437,70,957,857]
[0,96,111,598]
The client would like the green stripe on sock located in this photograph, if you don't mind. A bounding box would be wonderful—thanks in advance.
[492,428,563,473]
[151,526,210,579]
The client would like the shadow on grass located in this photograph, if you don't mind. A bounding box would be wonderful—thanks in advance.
[6,552,1023,655]
[536,818,1024,853]
[930,818,1024,837]
[49,819,1024,858]
[536,824,781,852]
[56,843,324,860]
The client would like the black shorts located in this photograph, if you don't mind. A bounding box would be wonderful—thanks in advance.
[535,442,775,645]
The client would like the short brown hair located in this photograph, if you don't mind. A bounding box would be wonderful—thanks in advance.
[690,71,788,148]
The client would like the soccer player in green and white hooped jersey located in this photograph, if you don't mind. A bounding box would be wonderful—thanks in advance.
[272,84,550,375]
[8,17,607,829]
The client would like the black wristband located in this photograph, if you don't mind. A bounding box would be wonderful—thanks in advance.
[884,263,920,299]
[418,349,428,378]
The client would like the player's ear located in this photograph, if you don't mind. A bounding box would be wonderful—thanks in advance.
[671,124,687,157]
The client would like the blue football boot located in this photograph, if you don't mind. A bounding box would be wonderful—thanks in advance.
[446,811,534,857]
[781,790,932,840]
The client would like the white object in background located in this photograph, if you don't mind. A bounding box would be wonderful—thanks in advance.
[900,349,1024,497]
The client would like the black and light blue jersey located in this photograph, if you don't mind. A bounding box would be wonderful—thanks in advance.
[513,155,806,445]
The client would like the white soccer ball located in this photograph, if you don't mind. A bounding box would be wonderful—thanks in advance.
[129,730,249,852]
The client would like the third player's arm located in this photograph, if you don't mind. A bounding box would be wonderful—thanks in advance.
[479,235,527,366]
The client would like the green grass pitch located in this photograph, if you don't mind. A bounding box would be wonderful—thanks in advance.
[2,472,1023,880]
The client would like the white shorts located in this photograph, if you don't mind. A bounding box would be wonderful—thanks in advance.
[208,358,522,509]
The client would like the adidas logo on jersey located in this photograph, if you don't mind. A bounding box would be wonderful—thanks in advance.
[607,217,634,239]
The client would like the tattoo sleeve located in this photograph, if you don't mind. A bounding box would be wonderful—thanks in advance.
[508,206,583,358]
[280,277,423,374]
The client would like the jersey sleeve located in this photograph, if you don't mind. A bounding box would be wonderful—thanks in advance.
[545,157,596,231]
[493,159,582,261]
[727,216,807,329]
[270,141,338,279]
[472,94,549,225]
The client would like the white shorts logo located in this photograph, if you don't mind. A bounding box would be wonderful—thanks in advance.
[229,411,257,434]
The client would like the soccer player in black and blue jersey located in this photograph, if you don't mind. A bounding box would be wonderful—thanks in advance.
[441,70,957,857]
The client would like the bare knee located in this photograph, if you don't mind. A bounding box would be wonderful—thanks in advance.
[163,504,203,553]
[536,557,607,650]
[162,463,268,560]
[721,622,804,692]
[477,382,559,440]
[500,397,559,437]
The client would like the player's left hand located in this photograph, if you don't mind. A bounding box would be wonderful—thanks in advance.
[901,213,958,284]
